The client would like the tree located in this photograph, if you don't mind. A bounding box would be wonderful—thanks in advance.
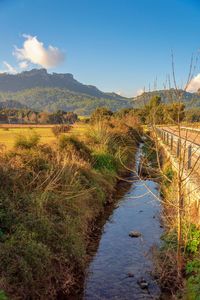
[90,107,113,123]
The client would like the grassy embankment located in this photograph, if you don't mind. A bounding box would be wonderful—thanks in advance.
[159,164,200,299]
[0,116,140,299]
[141,134,200,299]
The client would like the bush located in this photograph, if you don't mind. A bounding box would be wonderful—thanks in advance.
[14,132,40,149]
[51,125,71,137]
[58,135,91,161]
[0,291,8,300]
[162,164,174,187]
[90,107,113,123]
[186,259,200,299]
[186,224,200,254]
[92,152,117,173]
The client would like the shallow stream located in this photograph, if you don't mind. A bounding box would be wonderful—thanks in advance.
[83,145,163,300]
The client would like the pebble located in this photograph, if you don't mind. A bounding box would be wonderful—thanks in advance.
[129,231,141,238]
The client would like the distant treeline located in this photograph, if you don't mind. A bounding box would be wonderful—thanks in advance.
[0,109,78,124]
[0,101,199,126]
[0,87,131,115]
[90,103,198,125]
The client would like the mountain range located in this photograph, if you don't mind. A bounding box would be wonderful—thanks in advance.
[132,89,200,108]
[0,69,132,114]
[0,68,127,100]
[0,69,199,114]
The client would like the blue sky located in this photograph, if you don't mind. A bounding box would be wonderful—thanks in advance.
[0,0,200,96]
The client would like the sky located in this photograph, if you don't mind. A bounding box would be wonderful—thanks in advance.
[0,0,200,96]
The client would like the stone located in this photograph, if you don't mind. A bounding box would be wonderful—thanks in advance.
[137,278,149,289]
[129,231,141,238]
[127,272,134,277]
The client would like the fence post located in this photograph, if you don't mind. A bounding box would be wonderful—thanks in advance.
[188,144,192,169]
[170,135,173,150]
[167,133,169,145]
[177,138,181,157]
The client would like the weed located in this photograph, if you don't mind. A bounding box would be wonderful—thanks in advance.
[186,259,200,299]
[52,125,70,137]
[186,224,200,254]
[0,291,8,300]
[14,132,40,149]
[92,152,117,173]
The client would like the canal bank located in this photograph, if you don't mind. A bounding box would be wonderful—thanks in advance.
[83,145,163,300]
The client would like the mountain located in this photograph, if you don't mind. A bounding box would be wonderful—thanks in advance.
[0,69,132,115]
[131,89,200,108]
[2,70,199,115]
[0,100,28,110]
[0,68,126,100]
[0,88,132,115]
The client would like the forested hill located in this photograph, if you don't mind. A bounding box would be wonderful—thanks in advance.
[0,69,132,115]
[132,89,200,108]
[0,88,132,115]
[0,68,126,100]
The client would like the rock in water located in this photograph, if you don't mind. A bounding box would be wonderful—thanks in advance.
[129,231,141,238]
[137,278,149,289]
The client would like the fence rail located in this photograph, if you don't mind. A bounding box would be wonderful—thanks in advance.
[156,127,200,173]
[180,126,200,133]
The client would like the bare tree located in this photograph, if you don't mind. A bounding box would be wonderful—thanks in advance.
[128,52,200,283]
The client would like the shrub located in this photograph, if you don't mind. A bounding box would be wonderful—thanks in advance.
[186,224,200,254]
[186,259,200,299]
[51,125,71,137]
[0,291,8,300]
[92,152,117,173]
[14,132,40,149]
[87,121,111,148]
[90,107,113,123]
[162,164,174,187]
[58,135,91,161]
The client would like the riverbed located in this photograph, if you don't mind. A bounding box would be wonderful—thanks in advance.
[83,147,163,299]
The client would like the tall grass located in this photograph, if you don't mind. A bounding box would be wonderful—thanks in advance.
[14,131,40,149]
[0,115,140,299]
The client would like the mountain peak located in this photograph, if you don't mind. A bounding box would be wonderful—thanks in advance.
[0,68,128,100]
[21,68,48,76]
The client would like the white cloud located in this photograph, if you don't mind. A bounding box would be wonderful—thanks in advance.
[116,90,123,96]
[18,61,29,70]
[135,88,144,96]
[187,73,200,92]
[0,61,17,74]
[13,34,65,69]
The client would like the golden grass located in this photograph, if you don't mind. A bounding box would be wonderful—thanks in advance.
[69,123,89,138]
[0,123,88,150]
[0,127,56,150]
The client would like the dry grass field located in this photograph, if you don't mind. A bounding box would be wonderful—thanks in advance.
[0,123,88,150]
[0,126,56,150]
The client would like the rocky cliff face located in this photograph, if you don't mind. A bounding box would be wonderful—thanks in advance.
[0,69,126,100]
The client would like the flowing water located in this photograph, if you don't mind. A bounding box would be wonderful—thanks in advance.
[83,145,163,300]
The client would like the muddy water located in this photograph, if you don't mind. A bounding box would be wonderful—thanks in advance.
[83,147,163,300]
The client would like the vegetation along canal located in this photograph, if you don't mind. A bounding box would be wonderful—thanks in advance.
[83,144,163,300]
